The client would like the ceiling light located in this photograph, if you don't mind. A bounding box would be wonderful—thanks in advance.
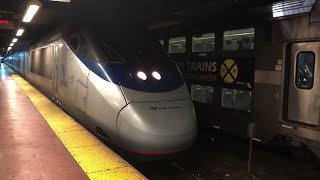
[9,43,14,47]
[272,0,316,18]
[48,0,71,2]
[12,38,18,43]
[137,71,147,80]
[16,28,25,36]
[152,71,161,80]
[22,0,42,23]
[8,47,11,51]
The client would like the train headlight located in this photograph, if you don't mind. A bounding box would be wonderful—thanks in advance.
[152,71,161,80]
[137,71,147,80]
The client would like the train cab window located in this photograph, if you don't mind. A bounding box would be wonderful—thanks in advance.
[223,28,255,51]
[102,38,170,64]
[191,84,214,104]
[192,33,215,52]
[221,88,252,111]
[296,52,315,89]
[169,37,186,54]
[102,44,125,63]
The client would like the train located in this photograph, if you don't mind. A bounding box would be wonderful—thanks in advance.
[151,1,320,158]
[2,25,198,155]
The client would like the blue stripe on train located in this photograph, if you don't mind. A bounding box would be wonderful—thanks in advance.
[75,54,184,93]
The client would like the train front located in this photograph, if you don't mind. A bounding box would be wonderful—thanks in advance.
[108,37,198,155]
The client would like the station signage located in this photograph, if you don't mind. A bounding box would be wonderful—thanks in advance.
[176,57,255,89]
[0,19,14,29]
[184,61,219,82]
[0,20,9,24]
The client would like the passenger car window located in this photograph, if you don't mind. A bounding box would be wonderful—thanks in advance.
[191,84,214,104]
[169,37,186,54]
[159,40,164,46]
[296,52,315,89]
[223,28,255,51]
[221,88,252,111]
[192,33,215,52]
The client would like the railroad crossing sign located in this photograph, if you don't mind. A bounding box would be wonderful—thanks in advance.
[220,59,238,83]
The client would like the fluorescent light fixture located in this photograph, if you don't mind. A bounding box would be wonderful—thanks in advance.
[193,37,215,40]
[49,0,71,2]
[224,32,255,37]
[152,71,161,80]
[22,0,42,23]
[169,40,186,43]
[272,0,316,18]
[9,43,14,47]
[137,71,147,80]
[16,28,25,36]
[12,38,18,43]
[8,47,12,51]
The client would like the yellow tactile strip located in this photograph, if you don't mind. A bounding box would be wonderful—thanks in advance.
[10,72,146,180]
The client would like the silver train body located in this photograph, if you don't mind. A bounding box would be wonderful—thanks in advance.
[3,27,197,155]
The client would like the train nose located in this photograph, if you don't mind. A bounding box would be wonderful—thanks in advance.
[116,99,197,154]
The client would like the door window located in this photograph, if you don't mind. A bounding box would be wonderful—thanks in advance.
[223,28,255,51]
[296,52,315,89]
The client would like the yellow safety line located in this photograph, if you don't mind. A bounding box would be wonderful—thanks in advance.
[9,69,146,180]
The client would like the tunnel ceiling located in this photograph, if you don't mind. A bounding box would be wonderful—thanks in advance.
[0,0,288,55]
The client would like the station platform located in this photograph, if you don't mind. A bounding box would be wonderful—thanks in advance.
[0,64,146,180]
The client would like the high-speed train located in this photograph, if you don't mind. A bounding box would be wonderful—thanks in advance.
[3,25,197,155]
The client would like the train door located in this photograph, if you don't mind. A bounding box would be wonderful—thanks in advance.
[53,43,60,98]
[287,42,320,126]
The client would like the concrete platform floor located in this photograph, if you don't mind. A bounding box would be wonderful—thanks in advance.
[0,65,88,179]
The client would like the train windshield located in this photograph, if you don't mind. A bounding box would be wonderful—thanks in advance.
[101,37,171,64]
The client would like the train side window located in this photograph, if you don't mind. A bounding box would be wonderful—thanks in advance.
[159,40,164,46]
[221,88,252,111]
[192,33,215,52]
[30,46,54,80]
[69,36,80,51]
[296,52,315,89]
[223,28,255,51]
[191,84,214,104]
[169,37,186,54]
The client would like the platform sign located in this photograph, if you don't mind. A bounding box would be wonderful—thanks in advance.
[0,19,13,29]
[0,20,9,24]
